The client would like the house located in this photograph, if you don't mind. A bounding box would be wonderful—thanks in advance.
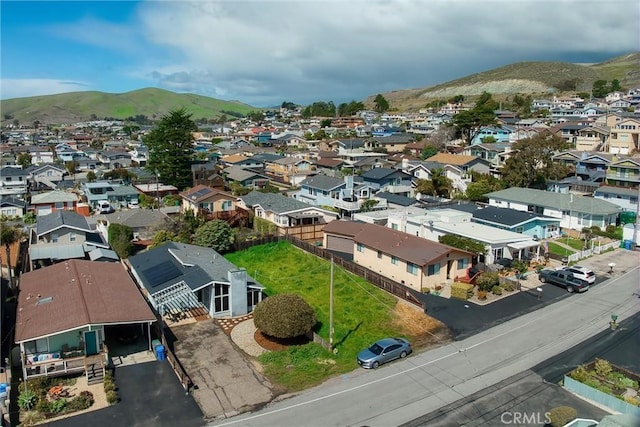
[575,153,613,181]
[179,185,242,222]
[364,134,415,153]
[29,210,110,269]
[424,153,491,175]
[220,154,264,170]
[191,162,225,188]
[313,157,347,177]
[293,174,385,214]
[0,166,28,197]
[0,197,26,217]
[373,192,419,209]
[322,220,473,292]
[30,190,80,216]
[465,205,561,239]
[96,151,133,169]
[133,182,179,201]
[485,187,621,230]
[360,167,413,197]
[15,260,156,380]
[265,157,315,185]
[606,157,640,189]
[574,126,610,152]
[95,209,174,241]
[222,165,271,189]
[239,191,339,229]
[470,126,512,145]
[607,118,640,154]
[388,208,540,265]
[593,186,639,212]
[83,181,140,209]
[26,164,65,190]
[128,242,264,318]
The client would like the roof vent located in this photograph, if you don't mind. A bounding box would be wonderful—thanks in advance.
[37,296,53,305]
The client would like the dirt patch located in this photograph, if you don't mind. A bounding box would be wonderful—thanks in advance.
[254,330,311,352]
[391,300,452,348]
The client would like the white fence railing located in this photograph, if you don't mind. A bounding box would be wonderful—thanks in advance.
[566,240,620,262]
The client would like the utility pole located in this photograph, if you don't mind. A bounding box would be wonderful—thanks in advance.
[329,257,334,351]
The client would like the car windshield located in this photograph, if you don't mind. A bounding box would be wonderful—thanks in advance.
[368,343,384,355]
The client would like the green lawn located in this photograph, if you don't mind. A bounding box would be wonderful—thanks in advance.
[225,241,410,391]
[563,237,586,251]
[547,242,576,256]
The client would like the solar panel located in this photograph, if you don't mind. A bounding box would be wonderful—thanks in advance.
[192,188,212,198]
[141,262,182,288]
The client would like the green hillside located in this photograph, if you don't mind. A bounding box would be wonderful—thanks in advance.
[0,87,260,125]
[369,52,640,110]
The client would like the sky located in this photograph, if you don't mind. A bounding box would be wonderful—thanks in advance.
[1,0,638,107]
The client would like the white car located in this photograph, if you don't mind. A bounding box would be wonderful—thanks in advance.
[563,266,596,284]
[128,200,139,209]
[97,200,114,214]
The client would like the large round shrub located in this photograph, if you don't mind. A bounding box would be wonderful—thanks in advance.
[253,294,317,339]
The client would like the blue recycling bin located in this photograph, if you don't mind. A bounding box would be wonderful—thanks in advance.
[624,240,632,250]
[0,383,7,400]
[155,345,166,361]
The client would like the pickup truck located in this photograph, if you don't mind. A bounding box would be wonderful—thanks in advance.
[538,268,589,293]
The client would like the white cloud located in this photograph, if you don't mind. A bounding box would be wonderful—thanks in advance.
[130,0,638,105]
[0,79,90,100]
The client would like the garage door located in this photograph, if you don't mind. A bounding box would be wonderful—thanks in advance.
[37,206,52,216]
[326,234,353,255]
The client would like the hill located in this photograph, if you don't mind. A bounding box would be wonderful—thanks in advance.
[368,52,640,111]
[0,87,260,125]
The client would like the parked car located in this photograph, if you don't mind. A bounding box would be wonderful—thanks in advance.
[357,337,411,369]
[562,266,596,284]
[494,258,513,268]
[127,199,140,209]
[538,269,590,293]
[97,200,114,214]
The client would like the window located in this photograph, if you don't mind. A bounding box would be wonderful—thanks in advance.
[457,259,469,269]
[222,200,233,211]
[515,226,524,233]
[427,263,440,276]
[391,223,399,230]
[377,250,382,259]
[391,256,398,265]
[406,263,419,275]
[214,283,230,313]
[51,233,59,243]
[69,232,76,242]
[357,243,364,253]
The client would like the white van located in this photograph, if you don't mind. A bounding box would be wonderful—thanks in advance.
[97,200,114,214]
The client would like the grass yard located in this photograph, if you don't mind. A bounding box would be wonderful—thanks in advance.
[225,241,448,391]
[563,237,587,251]
[547,242,576,256]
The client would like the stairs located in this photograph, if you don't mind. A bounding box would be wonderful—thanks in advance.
[86,364,104,385]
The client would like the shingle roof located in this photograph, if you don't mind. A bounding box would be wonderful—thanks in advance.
[594,186,639,198]
[0,166,27,177]
[485,187,621,215]
[102,209,170,229]
[241,191,312,214]
[15,260,156,342]
[299,175,345,191]
[180,185,234,203]
[426,153,480,166]
[128,242,263,294]
[31,191,78,204]
[224,165,268,182]
[36,210,92,236]
[472,206,558,227]
[361,168,400,180]
[374,191,418,207]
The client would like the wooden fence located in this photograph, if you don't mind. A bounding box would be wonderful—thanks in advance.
[233,235,424,309]
[151,313,193,392]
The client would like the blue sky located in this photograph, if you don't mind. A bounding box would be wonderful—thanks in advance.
[1,1,638,107]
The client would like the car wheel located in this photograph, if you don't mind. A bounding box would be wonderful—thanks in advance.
[372,361,379,369]
[567,286,574,293]
[400,351,407,359]
[539,277,546,283]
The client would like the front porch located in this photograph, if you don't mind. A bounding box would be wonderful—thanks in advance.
[23,352,108,383]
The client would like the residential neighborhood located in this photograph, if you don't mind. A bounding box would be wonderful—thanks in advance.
[1,83,640,427]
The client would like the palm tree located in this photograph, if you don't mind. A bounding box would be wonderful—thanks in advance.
[1,222,23,290]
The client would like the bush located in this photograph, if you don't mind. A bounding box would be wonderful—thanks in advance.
[451,282,474,300]
[476,272,499,292]
[491,285,503,295]
[624,396,639,406]
[548,406,577,427]
[67,391,94,411]
[104,381,116,393]
[18,389,37,411]
[20,410,44,426]
[51,398,67,414]
[502,281,515,292]
[106,390,119,405]
[477,290,488,300]
[35,398,52,414]
[569,365,591,383]
[253,294,317,339]
[595,359,612,377]
[584,378,601,388]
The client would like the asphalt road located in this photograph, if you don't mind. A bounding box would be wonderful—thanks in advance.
[209,264,640,427]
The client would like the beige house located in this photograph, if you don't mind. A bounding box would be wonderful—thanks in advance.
[608,118,640,154]
[323,220,473,292]
[180,185,238,217]
[574,126,610,152]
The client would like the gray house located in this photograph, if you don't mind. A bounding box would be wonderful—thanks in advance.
[128,242,264,318]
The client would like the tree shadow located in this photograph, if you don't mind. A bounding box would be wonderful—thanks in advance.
[336,322,362,348]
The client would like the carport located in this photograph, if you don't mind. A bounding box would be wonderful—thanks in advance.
[508,240,542,261]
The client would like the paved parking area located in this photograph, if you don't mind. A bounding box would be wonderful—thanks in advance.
[170,319,274,422]
[51,362,204,427]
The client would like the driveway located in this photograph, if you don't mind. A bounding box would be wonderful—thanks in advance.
[169,319,274,421]
[51,362,204,427]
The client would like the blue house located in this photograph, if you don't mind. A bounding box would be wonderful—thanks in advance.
[471,126,512,145]
[360,167,414,197]
[470,206,561,239]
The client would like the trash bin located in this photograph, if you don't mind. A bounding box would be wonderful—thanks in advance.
[155,345,166,361]
[152,339,161,350]
[0,383,7,400]
[624,240,633,250]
